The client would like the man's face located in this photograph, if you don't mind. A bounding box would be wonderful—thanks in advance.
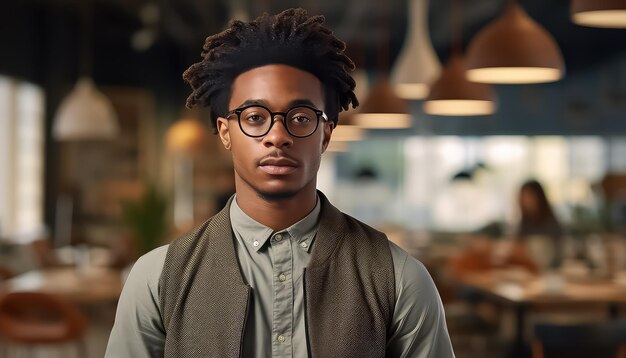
[216,64,333,200]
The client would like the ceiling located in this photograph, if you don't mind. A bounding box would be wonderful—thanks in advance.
[3,0,625,75]
[0,0,624,135]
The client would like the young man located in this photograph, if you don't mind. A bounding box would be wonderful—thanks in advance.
[106,8,454,358]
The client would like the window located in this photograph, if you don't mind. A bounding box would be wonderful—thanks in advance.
[0,76,45,242]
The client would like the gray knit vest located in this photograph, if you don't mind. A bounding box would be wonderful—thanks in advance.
[159,192,395,357]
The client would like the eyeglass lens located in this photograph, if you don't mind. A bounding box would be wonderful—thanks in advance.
[238,106,319,137]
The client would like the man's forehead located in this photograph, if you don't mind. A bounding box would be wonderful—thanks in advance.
[229,64,325,110]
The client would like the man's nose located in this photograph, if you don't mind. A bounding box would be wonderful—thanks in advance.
[261,115,293,148]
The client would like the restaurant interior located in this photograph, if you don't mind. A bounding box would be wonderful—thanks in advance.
[1,0,626,357]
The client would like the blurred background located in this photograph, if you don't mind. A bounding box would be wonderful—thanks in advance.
[1,0,626,357]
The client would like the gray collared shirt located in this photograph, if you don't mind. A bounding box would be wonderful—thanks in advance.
[106,195,455,357]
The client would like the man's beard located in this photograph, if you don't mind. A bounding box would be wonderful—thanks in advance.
[239,173,299,202]
[256,189,298,201]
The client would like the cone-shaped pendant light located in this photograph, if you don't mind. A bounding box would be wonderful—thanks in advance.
[353,78,412,128]
[424,0,496,116]
[571,0,626,28]
[334,69,368,142]
[353,0,412,129]
[391,0,441,99]
[465,1,565,84]
[424,55,496,116]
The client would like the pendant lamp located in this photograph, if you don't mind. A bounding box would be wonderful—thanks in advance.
[53,78,119,140]
[465,1,565,84]
[334,69,368,143]
[424,0,496,116]
[330,123,366,142]
[424,55,496,116]
[53,0,118,140]
[571,0,626,28]
[391,0,441,99]
[353,78,412,128]
[352,1,412,129]
[166,117,208,156]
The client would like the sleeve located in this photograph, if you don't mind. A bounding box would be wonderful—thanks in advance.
[386,242,456,358]
[105,245,169,358]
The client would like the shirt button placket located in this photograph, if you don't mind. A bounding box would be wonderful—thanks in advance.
[271,232,293,356]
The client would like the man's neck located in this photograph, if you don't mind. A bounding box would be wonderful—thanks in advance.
[234,181,318,231]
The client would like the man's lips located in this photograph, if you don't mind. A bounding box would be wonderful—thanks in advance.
[258,157,299,175]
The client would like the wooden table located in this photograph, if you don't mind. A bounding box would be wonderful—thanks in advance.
[458,270,626,357]
[1,266,124,304]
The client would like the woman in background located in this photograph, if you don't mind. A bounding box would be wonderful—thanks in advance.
[516,179,564,269]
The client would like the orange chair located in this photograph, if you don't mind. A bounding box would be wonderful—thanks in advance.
[0,292,88,357]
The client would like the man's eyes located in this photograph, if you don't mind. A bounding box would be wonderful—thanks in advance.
[245,114,267,123]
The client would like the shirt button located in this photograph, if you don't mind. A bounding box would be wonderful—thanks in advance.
[278,273,287,282]
[300,241,308,248]
[275,234,283,242]
[277,335,286,343]
[253,240,260,247]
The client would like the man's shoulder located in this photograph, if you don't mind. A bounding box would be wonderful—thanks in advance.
[122,244,170,301]
[169,217,215,246]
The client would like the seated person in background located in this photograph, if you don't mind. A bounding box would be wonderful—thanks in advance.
[515,179,564,270]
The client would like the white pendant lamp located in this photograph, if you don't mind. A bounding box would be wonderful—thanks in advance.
[465,1,565,84]
[53,77,119,140]
[571,0,626,28]
[391,0,441,99]
[424,54,496,116]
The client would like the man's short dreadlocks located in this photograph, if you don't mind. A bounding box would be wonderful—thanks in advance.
[183,8,359,132]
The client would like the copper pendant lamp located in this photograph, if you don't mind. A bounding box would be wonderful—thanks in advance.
[354,78,412,128]
[352,0,412,129]
[424,55,496,116]
[424,0,496,116]
[465,0,565,84]
[571,0,626,28]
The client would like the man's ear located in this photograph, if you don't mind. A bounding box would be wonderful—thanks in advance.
[216,117,231,150]
[321,120,335,153]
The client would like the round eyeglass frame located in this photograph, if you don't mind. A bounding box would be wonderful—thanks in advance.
[225,104,329,138]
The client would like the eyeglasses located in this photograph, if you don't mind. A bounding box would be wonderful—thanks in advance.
[225,104,328,138]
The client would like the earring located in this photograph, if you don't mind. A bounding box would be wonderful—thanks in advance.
[224,143,231,150]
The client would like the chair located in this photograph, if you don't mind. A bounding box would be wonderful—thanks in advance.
[0,292,88,357]
[532,321,626,358]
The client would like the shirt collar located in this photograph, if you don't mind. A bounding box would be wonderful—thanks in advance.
[230,194,321,253]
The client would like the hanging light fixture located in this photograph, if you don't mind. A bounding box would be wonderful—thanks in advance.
[353,79,412,128]
[465,0,565,84]
[391,0,441,99]
[166,117,208,156]
[424,55,496,116]
[352,1,412,129]
[571,0,626,28]
[330,121,366,142]
[53,78,119,140]
[424,0,496,116]
[53,0,118,140]
[333,69,368,142]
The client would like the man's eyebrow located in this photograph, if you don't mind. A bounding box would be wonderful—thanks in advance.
[286,99,317,108]
[236,99,267,108]
[234,99,319,110]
